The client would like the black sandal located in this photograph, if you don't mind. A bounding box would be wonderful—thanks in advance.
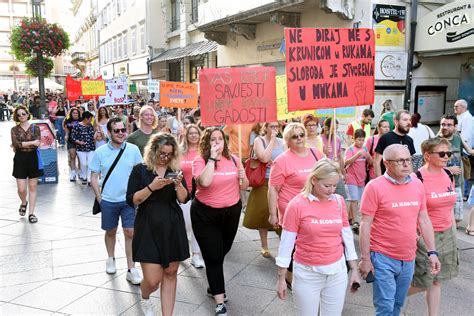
[28,214,38,223]
[19,202,28,216]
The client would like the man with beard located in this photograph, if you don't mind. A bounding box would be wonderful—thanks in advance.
[437,114,474,222]
[127,105,158,155]
[374,110,416,177]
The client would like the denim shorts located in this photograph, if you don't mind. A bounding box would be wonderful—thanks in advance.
[346,184,364,201]
[100,199,135,230]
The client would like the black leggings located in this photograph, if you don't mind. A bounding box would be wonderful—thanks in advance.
[191,198,242,295]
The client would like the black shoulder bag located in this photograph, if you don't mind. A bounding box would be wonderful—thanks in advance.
[93,144,127,215]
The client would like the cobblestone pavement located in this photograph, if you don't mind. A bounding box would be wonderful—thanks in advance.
[1,120,473,315]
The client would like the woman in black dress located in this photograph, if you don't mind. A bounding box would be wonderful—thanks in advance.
[126,133,189,316]
[10,106,43,223]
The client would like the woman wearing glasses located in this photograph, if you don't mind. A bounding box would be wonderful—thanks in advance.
[408,138,459,315]
[269,122,324,286]
[126,133,190,316]
[243,122,284,258]
[191,127,248,316]
[303,114,323,152]
[10,106,43,223]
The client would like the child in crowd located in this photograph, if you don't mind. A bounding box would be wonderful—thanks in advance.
[344,129,372,233]
[94,127,107,149]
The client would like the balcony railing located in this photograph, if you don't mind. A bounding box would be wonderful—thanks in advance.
[71,52,87,63]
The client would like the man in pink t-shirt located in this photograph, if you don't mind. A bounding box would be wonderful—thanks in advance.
[358,144,440,316]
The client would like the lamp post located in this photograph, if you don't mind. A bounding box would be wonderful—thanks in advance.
[31,0,45,117]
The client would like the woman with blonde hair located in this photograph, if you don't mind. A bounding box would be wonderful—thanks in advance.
[126,133,190,316]
[269,122,324,286]
[243,122,284,258]
[191,127,248,316]
[276,159,361,315]
[179,124,205,268]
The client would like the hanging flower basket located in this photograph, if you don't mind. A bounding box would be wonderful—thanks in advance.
[10,17,70,61]
[24,56,54,78]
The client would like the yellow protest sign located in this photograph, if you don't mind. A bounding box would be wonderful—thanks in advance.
[276,75,313,120]
[81,80,106,96]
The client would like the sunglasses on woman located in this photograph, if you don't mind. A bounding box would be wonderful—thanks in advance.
[291,133,305,139]
[17,112,28,117]
[430,151,452,158]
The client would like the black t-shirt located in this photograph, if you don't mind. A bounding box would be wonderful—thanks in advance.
[375,131,416,174]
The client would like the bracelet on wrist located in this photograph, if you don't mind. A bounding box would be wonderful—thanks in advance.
[208,157,219,162]
[146,185,153,193]
[427,250,438,257]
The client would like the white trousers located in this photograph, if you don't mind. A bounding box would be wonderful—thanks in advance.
[292,262,348,316]
[76,151,94,182]
[181,199,201,253]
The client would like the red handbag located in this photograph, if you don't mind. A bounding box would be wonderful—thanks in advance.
[245,138,267,187]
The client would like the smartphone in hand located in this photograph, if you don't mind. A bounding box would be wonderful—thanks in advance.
[366,271,375,283]
[165,172,179,179]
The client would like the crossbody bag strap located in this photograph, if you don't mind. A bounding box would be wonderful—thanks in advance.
[101,144,127,191]
[309,148,319,161]
[369,136,375,155]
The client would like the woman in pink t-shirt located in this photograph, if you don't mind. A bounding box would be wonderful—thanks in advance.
[179,124,204,269]
[408,137,458,315]
[366,119,390,179]
[276,159,361,315]
[191,127,249,316]
[269,122,324,287]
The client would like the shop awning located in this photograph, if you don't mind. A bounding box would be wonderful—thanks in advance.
[149,41,218,64]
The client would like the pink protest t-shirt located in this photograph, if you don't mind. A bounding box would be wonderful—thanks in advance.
[345,145,367,186]
[365,135,379,179]
[414,168,456,232]
[360,176,427,261]
[283,193,349,266]
[192,155,240,208]
[181,148,198,192]
[269,148,324,224]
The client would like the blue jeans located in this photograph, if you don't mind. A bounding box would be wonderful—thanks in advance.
[55,117,65,145]
[371,251,415,316]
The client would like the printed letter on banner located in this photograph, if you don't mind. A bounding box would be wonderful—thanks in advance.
[285,28,375,111]
[159,81,198,109]
[199,67,277,126]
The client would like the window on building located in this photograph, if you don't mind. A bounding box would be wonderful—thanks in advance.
[123,31,128,58]
[117,34,122,59]
[171,0,180,31]
[191,0,198,23]
[108,41,112,63]
[131,27,137,55]
[169,61,181,82]
[113,37,117,60]
[100,45,104,64]
[190,59,204,83]
[139,23,145,52]
[116,0,121,16]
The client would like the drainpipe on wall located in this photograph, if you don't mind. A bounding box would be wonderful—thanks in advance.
[404,0,418,111]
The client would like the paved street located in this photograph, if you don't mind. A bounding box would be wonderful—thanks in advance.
[0,120,473,315]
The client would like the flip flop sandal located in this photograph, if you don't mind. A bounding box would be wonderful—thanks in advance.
[19,202,28,216]
[261,248,271,258]
[465,229,474,236]
[28,214,38,224]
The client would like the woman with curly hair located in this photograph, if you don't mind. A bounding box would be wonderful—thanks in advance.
[63,107,82,181]
[126,133,190,316]
[191,127,249,316]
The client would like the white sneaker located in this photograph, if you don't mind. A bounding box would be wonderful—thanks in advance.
[140,298,156,316]
[126,267,142,285]
[105,257,116,274]
[69,170,76,182]
[190,254,205,269]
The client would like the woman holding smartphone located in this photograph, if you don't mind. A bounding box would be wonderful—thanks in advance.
[126,133,190,316]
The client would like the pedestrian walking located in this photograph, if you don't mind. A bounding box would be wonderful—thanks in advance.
[71,111,95,185]
[89,117,143,285]
[10,105,42,223]
[127,133,190,316]
[64,107,81,181]
[365,120,390,180]
[191,127,249,316]
[407,113,435,171]
[127,105,158,155]
[276,159,361,315]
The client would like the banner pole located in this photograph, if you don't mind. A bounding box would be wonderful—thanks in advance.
[238,124,243,185]
[333,108,337,161]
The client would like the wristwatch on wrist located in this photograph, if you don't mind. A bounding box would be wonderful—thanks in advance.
[427,250,439,257]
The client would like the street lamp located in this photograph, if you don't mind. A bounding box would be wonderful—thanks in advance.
[31,0,46,116]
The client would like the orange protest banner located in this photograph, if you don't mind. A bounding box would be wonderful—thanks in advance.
[199,67,277,126]
[285,28,375,111]
[159,81,198,108]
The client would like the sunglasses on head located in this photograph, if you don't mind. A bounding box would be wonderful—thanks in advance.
[291,133,305,139]
[113,128,127,134]
[430,151,452,158]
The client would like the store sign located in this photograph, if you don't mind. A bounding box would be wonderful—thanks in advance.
[372,4,406,48]
[415,0,473,53]
[375,52,407,80]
